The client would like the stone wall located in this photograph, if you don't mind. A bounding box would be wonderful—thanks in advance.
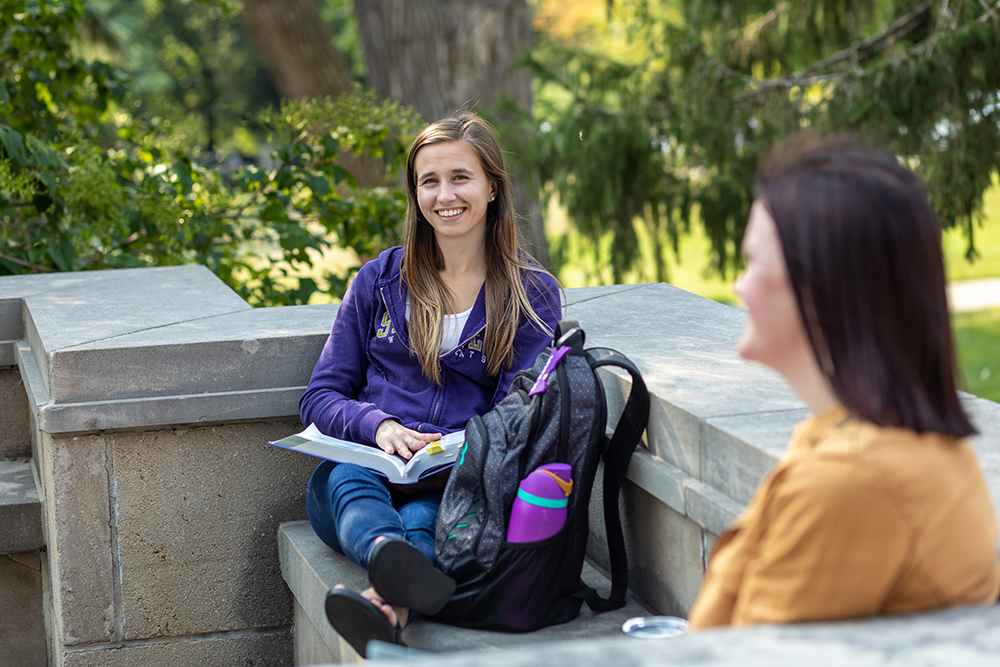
[2,267,337,666]
[568,284,1000,620]
[1,267,997,667]
[0,368,30,458]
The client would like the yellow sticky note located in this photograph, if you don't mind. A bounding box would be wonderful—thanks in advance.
[425,442,444,455]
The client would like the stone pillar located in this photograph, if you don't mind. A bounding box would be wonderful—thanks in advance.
[1,267,339,667]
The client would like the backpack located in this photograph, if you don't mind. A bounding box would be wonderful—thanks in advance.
[432,320,650,631]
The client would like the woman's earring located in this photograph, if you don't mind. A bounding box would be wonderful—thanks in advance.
[489,195,495,201]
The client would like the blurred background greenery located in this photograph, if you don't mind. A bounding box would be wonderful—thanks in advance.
[1,0,997,398]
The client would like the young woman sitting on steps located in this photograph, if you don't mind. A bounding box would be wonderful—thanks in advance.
[299,111,560,655]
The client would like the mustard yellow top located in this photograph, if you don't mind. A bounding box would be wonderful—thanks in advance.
[688,405,1000,629]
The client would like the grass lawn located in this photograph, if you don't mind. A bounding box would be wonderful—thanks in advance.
[953,308,1000,404]
[942,177,1000,281]
[548,181,1000,403]
[546,196,739,303]
[550,176,1000,301]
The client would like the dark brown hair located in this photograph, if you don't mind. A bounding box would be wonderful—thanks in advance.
[401,111,556,384]
[755,134,975,437]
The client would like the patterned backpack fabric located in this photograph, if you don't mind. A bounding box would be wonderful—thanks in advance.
[432,321,650,631]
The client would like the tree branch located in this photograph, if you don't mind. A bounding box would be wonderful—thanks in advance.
[791,0,933,79]
[0,252,56,272]
[718,0,1000,98]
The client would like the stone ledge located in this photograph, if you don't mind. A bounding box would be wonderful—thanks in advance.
[19,337,307,434]
[0,459,43,553]
[278,521,651,662]
[359,602,1000,667]
[4,267,338,435]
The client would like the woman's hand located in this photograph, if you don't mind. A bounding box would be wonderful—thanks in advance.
[375,420,442,460]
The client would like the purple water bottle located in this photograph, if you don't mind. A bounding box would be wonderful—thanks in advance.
[506,463,573,543]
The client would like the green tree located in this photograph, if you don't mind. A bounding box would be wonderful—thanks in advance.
[84,0,281,156]
[0,0,420,305]
[240,0,550,265]
[530,0,1000,281]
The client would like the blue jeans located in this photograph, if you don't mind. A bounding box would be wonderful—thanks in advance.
[306,461,441,570]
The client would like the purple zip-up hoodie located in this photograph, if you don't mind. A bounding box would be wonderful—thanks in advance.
[299,246,561,445]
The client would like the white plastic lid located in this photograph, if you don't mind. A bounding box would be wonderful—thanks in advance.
[621,616,690,639]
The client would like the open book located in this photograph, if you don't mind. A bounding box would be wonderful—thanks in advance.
[270,423,466,484]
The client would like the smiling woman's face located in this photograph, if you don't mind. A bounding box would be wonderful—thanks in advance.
[414,140,495,247]
[734,200,812,375]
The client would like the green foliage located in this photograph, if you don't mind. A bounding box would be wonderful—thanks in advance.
[0,1,420,306]
[227,88,423,305]
[0,0,128,272]
[522,44,689,283]
[943,175,1000,281]
[85,0,278,154]
[530,0,1000,279]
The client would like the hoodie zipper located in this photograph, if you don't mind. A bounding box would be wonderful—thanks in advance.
[439,323,486,358]
[433,322,485,423]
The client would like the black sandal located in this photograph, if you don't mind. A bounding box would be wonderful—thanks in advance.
[368,538,456,615]
[324,588,404,658]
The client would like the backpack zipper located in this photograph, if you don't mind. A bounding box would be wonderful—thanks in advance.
[447,414,490,542]
[556,363,571,462]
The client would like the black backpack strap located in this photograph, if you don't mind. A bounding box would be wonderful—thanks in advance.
[579,347,650,611]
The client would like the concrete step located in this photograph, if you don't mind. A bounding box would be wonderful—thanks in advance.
[278,521,652,663]
[0,458,43,554]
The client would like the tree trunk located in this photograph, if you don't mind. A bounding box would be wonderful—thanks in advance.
[353,0,549,266]
[240,0,384,187]
[240,0,353,100]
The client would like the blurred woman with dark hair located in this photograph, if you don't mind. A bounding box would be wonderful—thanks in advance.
[688,136,1000,629]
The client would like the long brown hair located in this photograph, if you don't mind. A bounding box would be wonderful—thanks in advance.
[402,112,556,385]
[755,135,975,437]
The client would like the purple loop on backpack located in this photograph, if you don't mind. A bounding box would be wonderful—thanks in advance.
[528,345,571,396]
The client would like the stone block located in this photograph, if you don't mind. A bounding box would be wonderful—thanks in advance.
[684,481,743,537]
[588,464,702,617]
[16,342,48,424]
[701,409,806,505]
[111,421,313,640]
[702,531,721,571]
[0,459,43,552]
[280,521,367,665]
[0,552,47,667]
[0,297,24,367]
[60,628,292,667]
[46,303,337,405]
[964,395,1000,512]
[403,603,1000,667]
[16,266,248,357]
[565,284,802,425]
[599,368,702,479]
[42,433,116,646]
[624,448,688,515]
[563,283,652,307]
[0,296,24,342]
[5,266,339,435]
[294,599,347,666]
[17,296,338,434]
[279,521,648,658]
[619,483,705,617]
[0,368,30,457]
[648,397,702,478]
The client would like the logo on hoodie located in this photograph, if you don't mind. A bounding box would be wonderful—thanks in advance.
[376,312,396,342]
[469,334,486,364]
